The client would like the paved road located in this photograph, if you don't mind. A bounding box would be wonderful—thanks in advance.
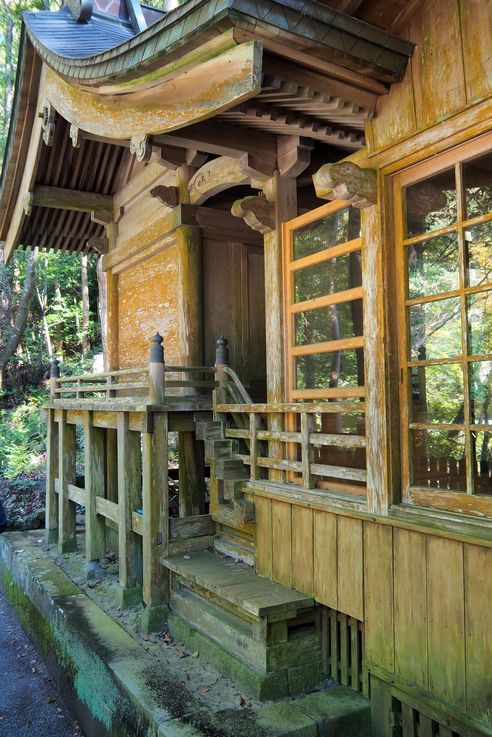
[0,588,83,737]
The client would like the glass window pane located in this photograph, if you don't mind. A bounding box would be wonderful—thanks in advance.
[463,152,492,220]
[410,364,464,424]
[469,361,492,425]
[472,431,492,494]
[405,168,457,237]
[293,208,360,260]
[295,300,363,346]
[467,291,492,355]
[408,297,462,360]
[407,233,459,299]
[411,429,466,491]
[295,349,364,391]
[464,222,492,287]
[294,252,362,303]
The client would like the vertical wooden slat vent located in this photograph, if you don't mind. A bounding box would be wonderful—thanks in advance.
[321,607,364,693]
[391,696,461,737]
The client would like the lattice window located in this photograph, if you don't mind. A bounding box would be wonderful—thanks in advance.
[393,134,492,517]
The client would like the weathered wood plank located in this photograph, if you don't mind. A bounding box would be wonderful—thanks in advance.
[464,543,492,719]
[393,528,428,689]
[45,409,59,541]
[95,496,120,524]
[337,516,363,620]
[291,505,313,595]
[169,514,215,540]
[364,522,393,670]
[271,500,292,588]
[427,537,465,707]
[313,510,337,609]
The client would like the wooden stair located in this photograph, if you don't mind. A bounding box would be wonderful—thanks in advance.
[161,549,324,700]
[196,416,255,563]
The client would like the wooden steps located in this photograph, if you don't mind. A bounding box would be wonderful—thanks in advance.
[161,549,324,699]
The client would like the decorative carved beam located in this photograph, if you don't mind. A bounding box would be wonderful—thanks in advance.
[188,156,249,206]
[86,236,108,255]
[313,161,377,208]
[231,196,275,234]
[130,134,152,163]
[38,103,56,146]
[150,186,180,208]
[69,124,81,149]
[277,135,313,178]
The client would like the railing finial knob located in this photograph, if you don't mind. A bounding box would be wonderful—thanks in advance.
[150,332,164,364]
[216,336,229,366]
[50,356,60,378]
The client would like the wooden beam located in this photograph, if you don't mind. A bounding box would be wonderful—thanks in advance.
[389,0,425,34]
[329,0,363,14]
[30,185,113,214]
[154,122,277,176]
[44,42,263,140]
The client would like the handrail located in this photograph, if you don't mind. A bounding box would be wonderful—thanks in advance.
[222,366,253,404]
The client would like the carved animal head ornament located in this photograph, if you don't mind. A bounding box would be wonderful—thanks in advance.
[313,161,377,208]
[231,195,275,234]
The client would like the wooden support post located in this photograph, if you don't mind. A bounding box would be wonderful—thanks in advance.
[263,173,297,480]
[178,432,206,517]
[49,356,60,399]
[117,412,143,606]
[301,412,314,489]
[58,410,77,553]
[105,262,119,372]
[141,413,169,631]
[214,336,229,405]
[84,411,106,561]
[148,332,165,405]
[106,429,118,503]
[45,408,59,544]
[249,412,260,481]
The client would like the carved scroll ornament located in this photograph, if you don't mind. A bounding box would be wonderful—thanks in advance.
[231,195,275,234]
[69,124,81,149]
[150,186,179,208]
[130,134,152,163]
[313,161,377,209]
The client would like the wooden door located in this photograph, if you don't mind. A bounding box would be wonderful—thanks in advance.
[203,239,266,400]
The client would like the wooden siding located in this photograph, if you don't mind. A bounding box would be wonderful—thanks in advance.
[255,496,492,726]
[368,0,492,152]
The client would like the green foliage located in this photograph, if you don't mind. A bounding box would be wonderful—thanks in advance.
[0,388,46,477]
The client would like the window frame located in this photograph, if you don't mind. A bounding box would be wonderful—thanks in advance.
[393,131,492,518]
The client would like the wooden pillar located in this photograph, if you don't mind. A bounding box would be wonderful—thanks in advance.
[45,408,59,544]
[106,269,119,371]
[117,412,142,606]
[176,165,206,516]
[58,410,77,553]
[84,411,106,561]
[141,413,169,630]
[263,173,297,480]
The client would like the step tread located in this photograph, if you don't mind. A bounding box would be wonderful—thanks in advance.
[162,550,313,619]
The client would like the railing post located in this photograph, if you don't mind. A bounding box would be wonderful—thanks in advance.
[214,336,229,405]
[45,408,59,544]
[148,332,165,406]
[84,410,106,561]
[300,412,314,490]
[50,356,60,399]
[58,409,77,553]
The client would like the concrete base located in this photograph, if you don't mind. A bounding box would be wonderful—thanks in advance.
[118,584,143,609]
[0,531,370,737]
[141,603,169,634]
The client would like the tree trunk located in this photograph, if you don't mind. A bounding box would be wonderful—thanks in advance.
[81,254,90,357]
[0,247,38,387]
[96,256,108,369]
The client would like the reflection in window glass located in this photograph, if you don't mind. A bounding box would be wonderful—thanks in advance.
[465,222,492,287]
[294,252,362,303]
[295,300,363,346]
[473,431,492,494]
[408,297,462,360]
[293,208,360,260]
[407,233,459,298]
[410,364,464,424]
[405,168,457,237]
[296,349,364,391]
[411,429,466,491]
[463,152,492,220]
[467,291,492,355]
[469,361,492,425]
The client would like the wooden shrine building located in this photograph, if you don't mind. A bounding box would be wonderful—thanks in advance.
[1,0,491,735]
